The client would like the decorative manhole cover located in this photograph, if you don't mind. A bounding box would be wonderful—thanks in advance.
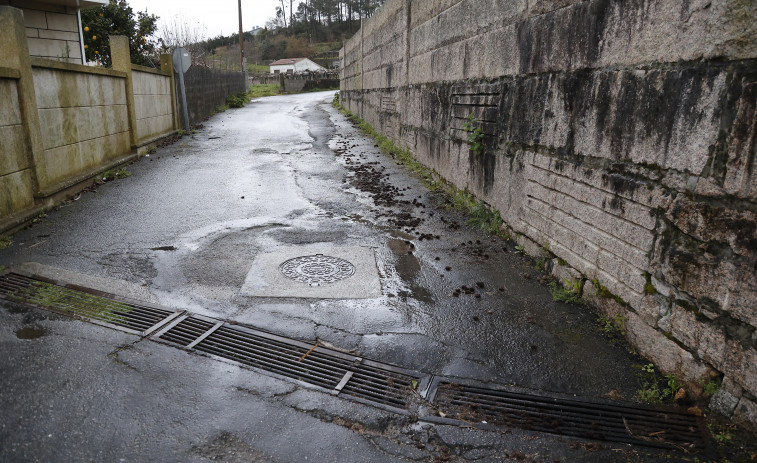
[279,254,356,286]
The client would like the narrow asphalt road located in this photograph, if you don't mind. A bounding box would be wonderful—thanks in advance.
[0,91,681,462]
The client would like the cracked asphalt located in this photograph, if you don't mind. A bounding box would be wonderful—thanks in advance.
[0,91,684,462]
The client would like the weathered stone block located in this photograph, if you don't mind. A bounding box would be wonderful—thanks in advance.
[38,29,77,41]
[723,80,757,199]
[668,305,729,369]
[27,37,71,59]
[20,8,46,29]
[0,125,30,175]
[0,79,22,126]
[723,341,757,398]
[666,196,756,258]
[734,397,757,429]
[44,12,77,32]
[550,259,581,285]
[658,234,757,328]
[710,389,740,417]
[625,312,709,382]
[0,169,34,216]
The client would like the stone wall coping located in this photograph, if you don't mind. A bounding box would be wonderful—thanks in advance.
[0,67,21,79]
[30,57,126,79]
[131,64,170,76]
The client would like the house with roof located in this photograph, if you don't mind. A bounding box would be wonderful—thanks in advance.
[269,57,327,75]
[1,0,107,64]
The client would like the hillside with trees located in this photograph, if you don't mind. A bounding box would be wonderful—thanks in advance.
[202,0,385,71]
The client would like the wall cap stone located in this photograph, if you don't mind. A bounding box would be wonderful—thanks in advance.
[131,63,170,76]
[0,67,21,79]
[30,57,126,79]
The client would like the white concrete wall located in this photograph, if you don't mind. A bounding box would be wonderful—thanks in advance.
[132,67,173,143]
[33,61,129,189]
[0,76,34,217]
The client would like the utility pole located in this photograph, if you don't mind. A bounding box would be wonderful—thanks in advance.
[238,0,244,71]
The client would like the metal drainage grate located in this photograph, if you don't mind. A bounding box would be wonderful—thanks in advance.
[155,315,422,410]
[430,380,708,449]
[0,272,182,336]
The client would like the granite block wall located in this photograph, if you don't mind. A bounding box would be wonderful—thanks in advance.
[340,0,757,425]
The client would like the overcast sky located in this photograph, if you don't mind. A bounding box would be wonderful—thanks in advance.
[126,0,281,39]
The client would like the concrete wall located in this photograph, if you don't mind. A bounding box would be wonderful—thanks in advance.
[341,0,757,425]
[0,72,35,218]
[1,0,83,64]
[132,66,174,143]
[282,77,339,93]
[33,59,129,192]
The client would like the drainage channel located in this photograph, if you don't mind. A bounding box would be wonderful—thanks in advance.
[426,378,709,450]
[0,270,425,413]
[0,271,710,451]
[152,313,424,411]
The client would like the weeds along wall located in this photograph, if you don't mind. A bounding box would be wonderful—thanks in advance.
[340,0,757,425]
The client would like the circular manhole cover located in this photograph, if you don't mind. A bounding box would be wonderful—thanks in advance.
[279,254,356,287]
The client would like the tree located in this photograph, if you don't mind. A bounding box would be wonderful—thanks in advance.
[157,14,208,65]
[81,0,159,67]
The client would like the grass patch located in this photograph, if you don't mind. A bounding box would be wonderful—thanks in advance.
[249,84,280,98]
[102,168,130,181]
[597,313,626,336]
[0,236,11,249]
[15,280,132,324]
[699,377,721,396]
[632,363,684,405]
[467,203,503,235]
[226,91,249,108]
[247,64,270,74]
[643,273,658,295]
[550,278,583,304]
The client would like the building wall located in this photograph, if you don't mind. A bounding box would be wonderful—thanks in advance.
[132,66,173,143]
[271,59,327,74]
[340,0,757,425]
[32,59,129,191]
[0,74,35,218]
[1,0,83,64]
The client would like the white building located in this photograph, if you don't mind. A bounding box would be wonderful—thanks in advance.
[269,57,326,75]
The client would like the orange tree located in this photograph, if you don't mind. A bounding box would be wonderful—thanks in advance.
[81,0,158,66]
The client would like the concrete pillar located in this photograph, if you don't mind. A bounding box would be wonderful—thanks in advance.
[0,6,43,194]
[160,54,179,131]
[110,36,138,148]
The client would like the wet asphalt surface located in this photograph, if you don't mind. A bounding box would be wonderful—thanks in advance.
[0,92,684,462]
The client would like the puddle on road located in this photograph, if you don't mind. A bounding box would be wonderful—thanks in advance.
[388,239,433,304]
[16,327,45,339]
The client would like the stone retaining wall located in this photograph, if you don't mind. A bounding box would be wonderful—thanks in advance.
[340,0,757,425]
